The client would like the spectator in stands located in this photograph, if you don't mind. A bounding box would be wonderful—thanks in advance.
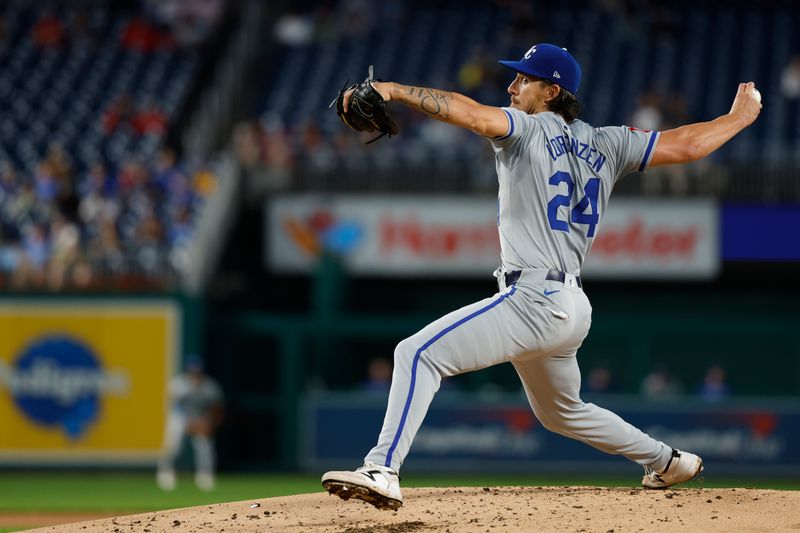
[15,223,50,289]
[78,163,120,234]
[86,218,125,280]
[152,148,182,192]
[261,115,294,174]
[192,164,218,198]
[177,0,224,46]
[0,179,22,273]
[69,257,94,289]
[273,8,314,46]
[46,142,73,183]
[132,100,169,136]
[33,161,60,204]
[632,90,694,196]
[46,212,80,290]
[630,90,663,132]
[167,205,194,248]
[298,121,337,173]
[233,122,261,170]
[33,7,66,49]
[121,15,173,52]
[362,357,393,394]
[116,159,147,196]
[584,364,617,394]
[0,232,21,277]
[641,364,683,399]
[134,209,167,268]
[45,142,80,219]
[458,47,492,95]
[696,364,731,403]
[0,162,18,199]
[165,168,195,213]
[102,94,135,135]
[419,117,464,153]
[239,124,289,195]
[780,56,800,100]
[0,14,8,48]
[6,181,37,228]
[78,161,116,198]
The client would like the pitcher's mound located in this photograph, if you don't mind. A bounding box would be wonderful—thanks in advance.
[28,486,800,532]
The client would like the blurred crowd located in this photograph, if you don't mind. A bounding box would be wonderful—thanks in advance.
[6,0,224,52]
[233,109,497,194]
[0,0,225,291]
[0,145,216,291]
[3,1,799,289]
[319,355,734,402]
[585,362,732,402]
[236,1,800,197]
[627,88,709,196]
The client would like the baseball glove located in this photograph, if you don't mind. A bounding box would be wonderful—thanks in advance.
[331,65,398,144]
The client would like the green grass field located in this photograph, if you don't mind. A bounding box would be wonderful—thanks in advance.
[1,471,798,532]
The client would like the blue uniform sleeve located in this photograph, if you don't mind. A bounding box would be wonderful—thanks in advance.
[593,126,660,183]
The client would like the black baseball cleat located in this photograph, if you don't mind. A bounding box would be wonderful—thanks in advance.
[642,449,704,489]
[322,462,403,510]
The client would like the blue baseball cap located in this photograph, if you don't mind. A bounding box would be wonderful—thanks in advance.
[499,43,581,95]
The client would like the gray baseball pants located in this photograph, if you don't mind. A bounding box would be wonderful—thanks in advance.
[365,268,671,472]
[158,413,215,478]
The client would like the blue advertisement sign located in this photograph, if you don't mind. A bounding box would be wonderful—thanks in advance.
[302,393,800,475]
[721,204,800,260]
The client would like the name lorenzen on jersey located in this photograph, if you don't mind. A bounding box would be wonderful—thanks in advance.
[544,133,607,173]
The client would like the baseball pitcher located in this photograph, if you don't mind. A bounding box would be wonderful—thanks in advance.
[323,43,762,510]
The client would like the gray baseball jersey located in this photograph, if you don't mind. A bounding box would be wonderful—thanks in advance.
[170,375,223,420]
[364,108,672,474]
[493,108,659,275]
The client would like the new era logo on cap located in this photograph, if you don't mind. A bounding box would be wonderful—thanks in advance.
[553,71,561,78]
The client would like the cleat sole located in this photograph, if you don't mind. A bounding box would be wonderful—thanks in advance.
[323,480,402,511]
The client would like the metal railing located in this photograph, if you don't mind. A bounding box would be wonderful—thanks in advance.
[279,156,800,201]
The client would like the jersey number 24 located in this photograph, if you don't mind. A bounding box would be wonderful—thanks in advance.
[547,171,599,237]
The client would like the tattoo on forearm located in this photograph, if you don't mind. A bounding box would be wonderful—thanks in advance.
[405,86,451,119]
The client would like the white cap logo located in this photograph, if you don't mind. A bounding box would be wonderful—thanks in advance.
[524,45,537,59]
[553,71,561,78]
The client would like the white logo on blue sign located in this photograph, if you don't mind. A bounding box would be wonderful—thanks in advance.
[0,336,129,440]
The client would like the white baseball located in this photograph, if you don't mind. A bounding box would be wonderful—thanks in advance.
[751,88,762,103]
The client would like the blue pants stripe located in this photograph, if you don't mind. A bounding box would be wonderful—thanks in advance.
[384,286,517,468]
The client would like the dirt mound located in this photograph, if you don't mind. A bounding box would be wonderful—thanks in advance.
[26,486,800,532]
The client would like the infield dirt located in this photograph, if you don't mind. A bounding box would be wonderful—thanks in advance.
[25,486,800,532]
